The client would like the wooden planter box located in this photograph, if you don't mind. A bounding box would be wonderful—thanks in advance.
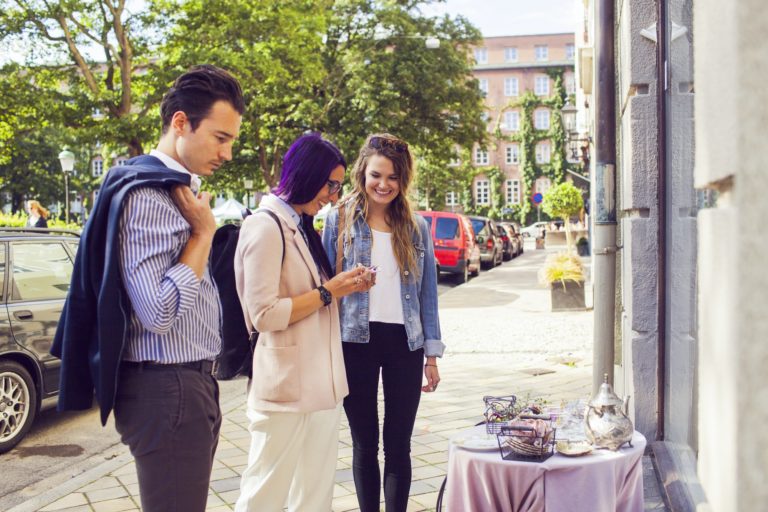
[550,280,586,311]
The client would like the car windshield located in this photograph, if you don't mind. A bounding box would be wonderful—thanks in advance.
[420,214,432,229]
[435,218,459,240]
[470,219,485,236]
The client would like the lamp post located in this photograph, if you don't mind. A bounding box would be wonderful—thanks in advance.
[58,149,75,224]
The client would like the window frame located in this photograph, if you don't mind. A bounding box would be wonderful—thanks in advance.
[475,179,490,206]
[504,77,519,97]
[535,45,549,62]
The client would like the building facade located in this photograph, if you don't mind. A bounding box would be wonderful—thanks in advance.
[577,0,768,510]
[463,34,579,217]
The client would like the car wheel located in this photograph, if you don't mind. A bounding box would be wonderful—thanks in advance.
[0,361,38,454]
[456,263,469,284]
[495,249,502,266]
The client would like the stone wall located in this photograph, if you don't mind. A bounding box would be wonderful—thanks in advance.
[695,0,768,509]
[614,0,660,441]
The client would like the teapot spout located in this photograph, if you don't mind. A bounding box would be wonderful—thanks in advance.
[623,395,631,416]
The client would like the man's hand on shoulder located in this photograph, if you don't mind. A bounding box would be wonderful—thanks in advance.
[171,185,216,239]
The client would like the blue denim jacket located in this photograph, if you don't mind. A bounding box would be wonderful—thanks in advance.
[322,206,444,357]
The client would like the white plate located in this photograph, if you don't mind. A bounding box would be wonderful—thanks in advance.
[453,434,498,451]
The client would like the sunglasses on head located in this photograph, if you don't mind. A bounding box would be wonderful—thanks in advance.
[369,136,408,153]
[326,179,342,195]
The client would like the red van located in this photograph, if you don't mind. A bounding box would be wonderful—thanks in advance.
[417,211,481,283]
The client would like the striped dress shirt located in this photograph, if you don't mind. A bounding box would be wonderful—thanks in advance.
[118,178,221,363]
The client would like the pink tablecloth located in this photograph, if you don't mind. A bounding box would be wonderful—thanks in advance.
[445,427,646,512]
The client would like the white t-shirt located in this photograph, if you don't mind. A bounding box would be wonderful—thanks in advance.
[368,229,404,324]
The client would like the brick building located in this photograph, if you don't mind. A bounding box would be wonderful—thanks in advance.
[459,33,577,214]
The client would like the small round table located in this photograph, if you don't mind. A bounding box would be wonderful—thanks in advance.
[444,426,646,512]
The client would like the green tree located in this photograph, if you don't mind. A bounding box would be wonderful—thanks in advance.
[1,0,168,156]
[541,181,583,253]
[161,0,486,192]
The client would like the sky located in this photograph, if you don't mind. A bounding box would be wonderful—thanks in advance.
[421,0,580,37]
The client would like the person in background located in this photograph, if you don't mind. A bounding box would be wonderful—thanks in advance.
[234,133,375,511]
[26,200,49,227]
[322,133,443,512]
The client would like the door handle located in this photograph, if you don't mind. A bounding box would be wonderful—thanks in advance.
[13,310,33,320]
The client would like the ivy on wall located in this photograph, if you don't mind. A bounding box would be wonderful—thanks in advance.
[496,67,574,224]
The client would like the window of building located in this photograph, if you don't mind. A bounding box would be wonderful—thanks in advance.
[505,144,520,164]
[506,179,521,205]
[478,78,489,96]
[566,43,576,60]
[116,157,128,166]
[504,77,519,97]
[474,47,488,64]
[536,142,551,164]
[535,45,549,61]
[504,144,520,164]
[534,109,551,130]
[504,111,520,131]
[504,47,518,62]
[474,148,489,165]
[92,158,103,177]
[446,191,459,207]
[565,73,576,94]
[535,75,550,96]
[536,177,552,195]
[475,180,490,205]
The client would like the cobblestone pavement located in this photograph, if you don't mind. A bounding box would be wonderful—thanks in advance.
[8,244,667,512]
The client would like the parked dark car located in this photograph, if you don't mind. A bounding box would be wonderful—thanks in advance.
[468,216,503,268]
[496,224,515,261]
[417,211,481,284]
[0,228,79,453]
[500,222,524,257]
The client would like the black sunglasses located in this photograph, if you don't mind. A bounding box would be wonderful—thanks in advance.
[326,179,342,195]
[369,136,408,153]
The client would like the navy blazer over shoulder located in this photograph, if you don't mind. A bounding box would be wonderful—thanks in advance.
[50,155,191,425]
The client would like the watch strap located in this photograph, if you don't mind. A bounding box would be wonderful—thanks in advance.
[317,285,332,306]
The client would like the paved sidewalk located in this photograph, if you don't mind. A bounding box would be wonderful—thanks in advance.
[9,246,666,511]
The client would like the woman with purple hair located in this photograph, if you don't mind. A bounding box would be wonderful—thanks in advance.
[234,133,376,511]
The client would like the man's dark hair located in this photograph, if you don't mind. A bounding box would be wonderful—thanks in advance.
[160,65,245,133]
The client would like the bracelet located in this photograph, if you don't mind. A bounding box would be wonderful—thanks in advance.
[424,364,438,368]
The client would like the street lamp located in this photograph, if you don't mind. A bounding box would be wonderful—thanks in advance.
[58,149,75,224]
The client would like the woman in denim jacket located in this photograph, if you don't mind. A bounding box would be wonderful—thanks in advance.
[322,133,443,512]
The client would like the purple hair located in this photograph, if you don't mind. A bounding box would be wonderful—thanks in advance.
[274,133,346,278]
[274,133,346,203]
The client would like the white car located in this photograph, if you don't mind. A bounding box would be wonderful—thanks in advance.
[521,221,549,238]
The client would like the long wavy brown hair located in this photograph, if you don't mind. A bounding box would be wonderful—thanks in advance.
[338,133,421,281]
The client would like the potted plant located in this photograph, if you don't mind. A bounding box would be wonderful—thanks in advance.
[541,182,584,254]
[539,252,586,311]
[538,183,587,310]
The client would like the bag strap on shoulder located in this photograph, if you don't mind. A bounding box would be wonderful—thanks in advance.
[253,208,285,264]
[335,203,345,276]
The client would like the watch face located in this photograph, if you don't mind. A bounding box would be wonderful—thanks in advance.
[319,286,332,305]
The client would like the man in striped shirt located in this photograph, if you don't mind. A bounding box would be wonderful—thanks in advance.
[113,65,244,511]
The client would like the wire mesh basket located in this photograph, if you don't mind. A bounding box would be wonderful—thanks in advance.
[483,395,517,434]
[496,422,556,462]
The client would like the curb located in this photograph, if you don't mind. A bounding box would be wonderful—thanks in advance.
[7,389,248,512]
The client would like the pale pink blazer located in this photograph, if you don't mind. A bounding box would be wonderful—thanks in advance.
[234,195,348,413]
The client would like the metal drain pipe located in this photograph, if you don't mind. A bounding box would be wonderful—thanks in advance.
[592,0,618,394]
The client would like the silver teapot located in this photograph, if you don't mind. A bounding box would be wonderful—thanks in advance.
[584,374,634,450]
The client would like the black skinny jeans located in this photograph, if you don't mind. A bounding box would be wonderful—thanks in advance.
[342,321,424,512]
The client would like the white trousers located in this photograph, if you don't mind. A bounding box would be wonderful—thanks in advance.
[234,403,342,512]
